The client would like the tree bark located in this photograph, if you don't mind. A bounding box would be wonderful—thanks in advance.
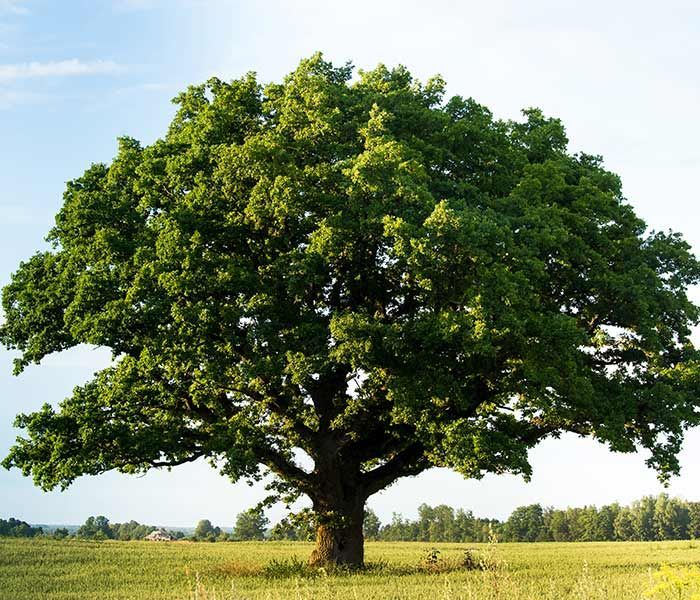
[308,497,365,568]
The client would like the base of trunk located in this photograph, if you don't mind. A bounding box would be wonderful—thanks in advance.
[308,522,364,568]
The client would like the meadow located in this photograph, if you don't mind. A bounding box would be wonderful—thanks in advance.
[2,538,700,599]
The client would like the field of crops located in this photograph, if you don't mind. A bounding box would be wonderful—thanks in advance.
[1,538,700,599]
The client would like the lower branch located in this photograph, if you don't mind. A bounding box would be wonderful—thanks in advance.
[360,442,429,497]
[257,446,314,494]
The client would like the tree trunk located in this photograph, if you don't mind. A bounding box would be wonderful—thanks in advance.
[308,498,365,568]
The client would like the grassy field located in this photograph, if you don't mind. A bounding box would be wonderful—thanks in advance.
[1,538,700,599]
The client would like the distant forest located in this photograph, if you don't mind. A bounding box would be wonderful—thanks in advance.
[3,494,700,543]
[364,494,700,543]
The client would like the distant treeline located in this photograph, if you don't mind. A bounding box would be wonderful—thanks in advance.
[72,516,186,541]
[361,494,700,543]
[0,518,43,538]
[4,494,700,543]
[269,494,700,543]
[0,516,184,541]
[0,511,267,542]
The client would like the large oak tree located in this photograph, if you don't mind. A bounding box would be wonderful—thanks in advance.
[3,55,700,566]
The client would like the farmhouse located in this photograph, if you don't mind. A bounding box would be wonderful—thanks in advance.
[144,529,174,542]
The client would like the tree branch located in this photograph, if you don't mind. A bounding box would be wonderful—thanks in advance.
[518,420,591,445]
[257,446,314,494]
[360,442,429,498]
[146,452,206,468]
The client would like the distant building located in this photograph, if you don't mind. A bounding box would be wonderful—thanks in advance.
[144,529,175,542]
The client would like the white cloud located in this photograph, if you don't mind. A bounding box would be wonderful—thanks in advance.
[0,59,123,82]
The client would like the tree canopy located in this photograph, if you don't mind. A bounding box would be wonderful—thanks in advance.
[193,519,222,541]
[233,507,269,541]
[2,54,700,566]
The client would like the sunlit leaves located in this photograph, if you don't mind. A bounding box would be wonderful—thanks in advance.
[2,53,700,496]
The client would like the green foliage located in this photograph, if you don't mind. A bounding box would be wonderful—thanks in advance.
[233,507,269,541]
[2,55,700,544]
[0,518,42,538]
[268,508,316,542]
[288,494,696,544]
[193,519,223,542]
[378,508,498,543]
[503,504,544,542]
[111,520,160,541]
[73,516,166,541]
[687,503,700,539]
[261,556,310,579]
[363,508,381,540]
[614,508,637,541]
[76,515,112,540]
[51,528,69,540]
[415,504,458,542]
[655,495,690,541]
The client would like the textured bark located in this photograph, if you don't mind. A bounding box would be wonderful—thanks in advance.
[308,500,365,568]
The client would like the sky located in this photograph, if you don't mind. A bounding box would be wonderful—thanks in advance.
[1,0,700,529]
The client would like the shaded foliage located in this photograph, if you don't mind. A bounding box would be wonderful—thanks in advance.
[3,53,700,564]
[0,518,42,538]
[233,507,269,541]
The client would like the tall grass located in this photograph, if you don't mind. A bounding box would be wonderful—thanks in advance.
[1,538,699,599]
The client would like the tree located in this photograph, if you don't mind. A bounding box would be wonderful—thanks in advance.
[193,519,220,541]
[268,518,298,541]
[2,54,700,568]
[430,504,458,542]
[632,496,658,541]
[503,504,544,542]
[654,494,689,540]
[380,512,418,541]
[575,506,600,542]
[414,503,457,542]
[688,502,700,539]
[416,503,436,541]
[0,518,43,538]
[548,510,571,542]
[362,508,381,541]
[233,507,269,540]
[614,507,636,541]
[596,504,620,541]
[111,519,157,540]
[454,509,476,542]
[77,516,113,540]
[268,509,316,541]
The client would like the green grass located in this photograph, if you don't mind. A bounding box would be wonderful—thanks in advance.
[1,538,700,599]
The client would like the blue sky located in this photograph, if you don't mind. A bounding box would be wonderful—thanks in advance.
[2,0,700,528]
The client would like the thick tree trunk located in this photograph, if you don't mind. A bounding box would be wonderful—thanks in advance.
[308,498,365,568]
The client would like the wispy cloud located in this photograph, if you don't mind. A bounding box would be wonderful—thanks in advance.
[0,59,123,82]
